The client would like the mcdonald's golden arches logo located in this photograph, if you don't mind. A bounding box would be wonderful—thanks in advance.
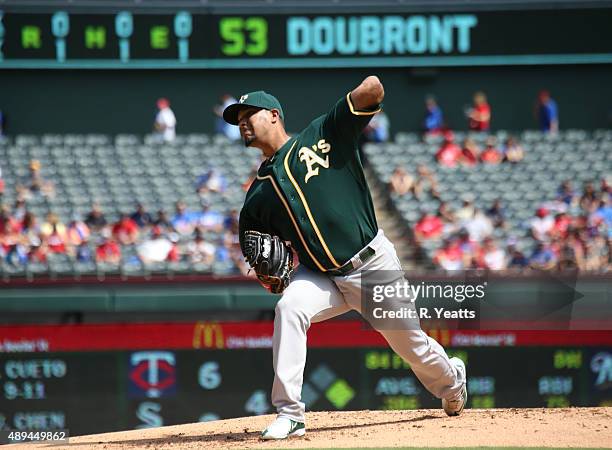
[192,322,225,349]
[426,328,451,347]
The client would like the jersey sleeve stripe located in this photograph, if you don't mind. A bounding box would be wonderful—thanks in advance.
[346,92,382,116]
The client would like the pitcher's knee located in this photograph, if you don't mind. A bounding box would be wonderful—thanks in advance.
[383,329,431,361]
[275,294,309,328]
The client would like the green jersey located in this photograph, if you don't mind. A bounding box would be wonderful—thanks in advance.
[239,93,381,273]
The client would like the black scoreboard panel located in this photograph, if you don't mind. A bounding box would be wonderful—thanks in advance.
[0,9,611,68]
[1,348,610,435]
[0,354,121,435]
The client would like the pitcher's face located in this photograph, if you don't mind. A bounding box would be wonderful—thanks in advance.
[237,107,272,148]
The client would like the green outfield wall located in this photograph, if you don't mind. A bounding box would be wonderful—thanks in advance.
[0,276,608,316]
[2,64,611,136]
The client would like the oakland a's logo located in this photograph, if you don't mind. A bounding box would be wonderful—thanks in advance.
[239,94,248,103]
[298,139,332,183]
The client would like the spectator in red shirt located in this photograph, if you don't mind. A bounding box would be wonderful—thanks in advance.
[112,213,139,245]
[467,91,491,131]
[478,237,508,270]
[46,224,67,254]
[461,137,480,167]
[435,132,462,168]
[96,232,121,264]
[137,226,179,265]
[66,215,90,247]
[39,213,68,254]
[480,137,503,164]
[551,212,572,240]
[530,207,554,242]
[28,237,48,264]
[0,204,21,236]
[433,238,464,271]
[414,210,444,241]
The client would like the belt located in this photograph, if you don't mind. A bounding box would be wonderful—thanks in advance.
[327,246,376,276]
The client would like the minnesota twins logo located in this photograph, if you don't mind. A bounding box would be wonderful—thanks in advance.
[298,139,332,183]
[128,351,177,398]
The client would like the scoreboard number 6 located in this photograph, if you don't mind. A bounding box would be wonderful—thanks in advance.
[220,17,268,56]
[198,362,221,390]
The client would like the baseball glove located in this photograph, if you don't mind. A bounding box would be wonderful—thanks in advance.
[242,230,294,294]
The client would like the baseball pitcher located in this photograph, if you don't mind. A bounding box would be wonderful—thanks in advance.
[223,76,467,440]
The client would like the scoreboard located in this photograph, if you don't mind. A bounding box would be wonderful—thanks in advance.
[0,8,611,68]
[1,347,611,435]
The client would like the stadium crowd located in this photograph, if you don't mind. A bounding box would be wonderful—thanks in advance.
[0,88,608,277]
[0,178,247,275]
[407,178,611,272]
[380,90,609,272]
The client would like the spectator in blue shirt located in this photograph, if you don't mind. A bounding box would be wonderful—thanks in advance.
[75,240,94,263]
[363,111,390,143]
[213,94,241,141]
[424,95,444,135]
[529,242,557,270]
[556,180,576,206]
[198,203,225,233]
[537,90,559,133]
[171,201,198,236]
[508,246,529,269]
[594,196,612,238]
[130,202,153,228]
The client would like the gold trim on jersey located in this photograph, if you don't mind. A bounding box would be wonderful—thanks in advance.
[255,143,328,272]
[284,146,342,269]
[346,92,382,116]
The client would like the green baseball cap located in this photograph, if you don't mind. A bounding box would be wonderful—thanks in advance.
[223,91,284,125]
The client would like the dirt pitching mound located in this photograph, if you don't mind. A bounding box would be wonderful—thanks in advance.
[12,408,612,449]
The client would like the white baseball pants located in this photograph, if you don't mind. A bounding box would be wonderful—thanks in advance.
[271,229,465,422]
